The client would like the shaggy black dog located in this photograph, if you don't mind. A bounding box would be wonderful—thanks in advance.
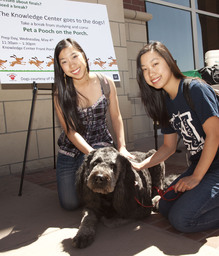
[73,147,165,248]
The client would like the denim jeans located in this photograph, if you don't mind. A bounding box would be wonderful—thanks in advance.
[159,160,219,233]
[56,145,106,210]
[56,152,84,210]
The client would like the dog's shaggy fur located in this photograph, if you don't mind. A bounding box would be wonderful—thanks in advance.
[72,147,165,248]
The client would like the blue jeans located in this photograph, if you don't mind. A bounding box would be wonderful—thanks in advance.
[56,145,106,210]
[56,152,84,210]
[159,160,219,233]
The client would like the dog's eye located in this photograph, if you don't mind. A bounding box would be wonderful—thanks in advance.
[91,157,102,166]
[110,163,116,169]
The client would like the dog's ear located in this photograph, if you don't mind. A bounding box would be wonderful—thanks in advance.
[115,154,132,174]
[84,150,97,170]
[114,154,153,218]
[114,154,135,191]
[113,154,137,215]
[76,150,97,196]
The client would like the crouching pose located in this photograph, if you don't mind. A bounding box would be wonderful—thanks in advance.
[131,41,219,233]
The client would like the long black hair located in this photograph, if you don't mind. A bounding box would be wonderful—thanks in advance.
[53,38,89,133]
[136,41,186,127]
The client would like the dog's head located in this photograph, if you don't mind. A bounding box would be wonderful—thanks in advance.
[85,147,121,194]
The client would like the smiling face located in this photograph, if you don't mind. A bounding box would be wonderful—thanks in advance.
[140,50,174,91]
[59,44,88,80]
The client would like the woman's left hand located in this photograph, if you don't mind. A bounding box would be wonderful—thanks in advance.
[174,175,201,193]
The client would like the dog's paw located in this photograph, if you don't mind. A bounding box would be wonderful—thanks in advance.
[152,195,161,213]
[72,232,95,249]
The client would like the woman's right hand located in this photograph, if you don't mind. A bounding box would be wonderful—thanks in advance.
[130,133,178,171]
[130,160,144,171]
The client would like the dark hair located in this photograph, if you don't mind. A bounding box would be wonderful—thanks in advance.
[53,38,89,133]
[136,41,186,127]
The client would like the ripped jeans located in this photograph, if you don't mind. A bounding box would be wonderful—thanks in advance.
[159,160,219,233]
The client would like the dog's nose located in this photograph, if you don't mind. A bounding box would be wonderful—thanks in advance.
[94,174,106,184]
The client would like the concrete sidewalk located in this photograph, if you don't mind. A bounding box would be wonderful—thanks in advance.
[0,175,218,256]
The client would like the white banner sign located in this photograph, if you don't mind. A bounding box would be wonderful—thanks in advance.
[0,0,120,84]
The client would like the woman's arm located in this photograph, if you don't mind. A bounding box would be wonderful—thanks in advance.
[131,133,178,171]
[54,96,93,155]
[174,115,219,192]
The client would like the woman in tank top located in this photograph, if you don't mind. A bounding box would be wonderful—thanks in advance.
[53,38,133,210]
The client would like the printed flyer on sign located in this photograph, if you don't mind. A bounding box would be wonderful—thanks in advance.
[0,0,120,84]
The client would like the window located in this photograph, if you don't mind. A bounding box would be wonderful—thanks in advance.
[197,13,219,66]
[195,0,219,15]
[146,3,194,71]
[145,0,219,70]
[161,0,190,7]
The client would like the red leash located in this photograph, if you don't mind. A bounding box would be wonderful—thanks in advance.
[154,185,182,201]
[135,185,182,208]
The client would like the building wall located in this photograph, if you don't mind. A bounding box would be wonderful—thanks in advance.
[0,0,153,176]
[124,5,154,140]
[123,0,146,12]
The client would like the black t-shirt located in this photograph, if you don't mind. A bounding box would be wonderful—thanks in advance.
[161,79,219,162]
